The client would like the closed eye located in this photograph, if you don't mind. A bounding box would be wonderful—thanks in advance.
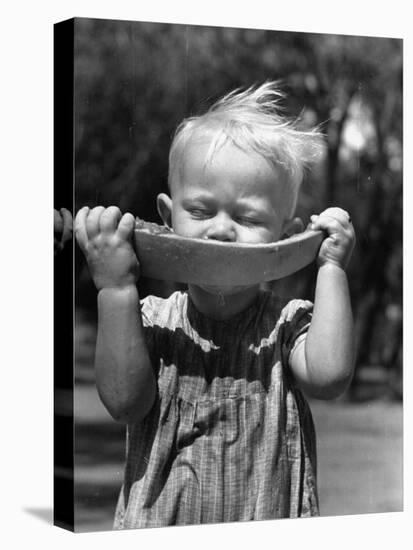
[236,216,263,226]
[188,207,213,219]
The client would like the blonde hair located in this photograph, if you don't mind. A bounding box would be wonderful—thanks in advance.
[168,81,323,217]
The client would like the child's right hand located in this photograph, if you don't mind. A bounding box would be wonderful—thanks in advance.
[75,206,139,291]
[54,207,73,255]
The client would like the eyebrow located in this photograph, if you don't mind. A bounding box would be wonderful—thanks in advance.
[181,191,215,203]
[236,197,273,213]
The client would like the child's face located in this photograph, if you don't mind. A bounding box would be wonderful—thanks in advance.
[163,140,291,244]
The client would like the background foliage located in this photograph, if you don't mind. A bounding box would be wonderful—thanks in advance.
[73,18,402,398]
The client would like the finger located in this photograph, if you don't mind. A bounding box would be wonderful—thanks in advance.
[54,209,63,236]
[317,207,351,227]
[86,206,105,239]
[312,215,344,235]
[311,215,350,234]
[74,206,90,250]
[60,208,73,229]
[60,208,73,244]
[313,218,355,257]
[117,212,136,240]
[99,206,122,234]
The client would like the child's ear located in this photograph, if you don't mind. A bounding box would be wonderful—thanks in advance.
[282,217,304,238]
[157,193,173,228]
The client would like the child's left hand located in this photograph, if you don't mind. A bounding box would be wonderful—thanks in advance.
[310,207,355,270]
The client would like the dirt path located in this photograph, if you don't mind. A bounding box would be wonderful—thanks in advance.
[311,399,402,517]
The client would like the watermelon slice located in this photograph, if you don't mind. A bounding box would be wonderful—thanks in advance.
[134,218,323,285]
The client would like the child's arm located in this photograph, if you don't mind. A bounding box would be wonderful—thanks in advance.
[75,206,156,423]
[289,207,356,399]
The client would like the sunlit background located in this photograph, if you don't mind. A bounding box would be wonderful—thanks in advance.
[68,17,402,531]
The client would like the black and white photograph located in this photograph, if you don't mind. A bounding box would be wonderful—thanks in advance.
[54,16,403,532]
[2,2,409,548]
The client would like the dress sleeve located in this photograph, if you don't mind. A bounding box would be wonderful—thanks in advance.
[280,298,313,368]
[140,295,157,328]
[139,295,162,375]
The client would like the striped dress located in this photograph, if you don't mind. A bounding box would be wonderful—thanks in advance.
[113,290,319,529]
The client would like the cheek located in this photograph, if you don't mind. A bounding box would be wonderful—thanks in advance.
[271,226,284,242]
[266,219,284,242]
[171,209,202,237]
[240,225,281,244]
[171,204,186,228]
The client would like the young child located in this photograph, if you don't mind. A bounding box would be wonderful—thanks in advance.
[75,82,356,528]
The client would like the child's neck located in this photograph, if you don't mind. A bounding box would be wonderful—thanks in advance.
[188,284,260,321]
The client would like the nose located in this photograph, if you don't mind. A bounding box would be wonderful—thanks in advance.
[205,213,236,242]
